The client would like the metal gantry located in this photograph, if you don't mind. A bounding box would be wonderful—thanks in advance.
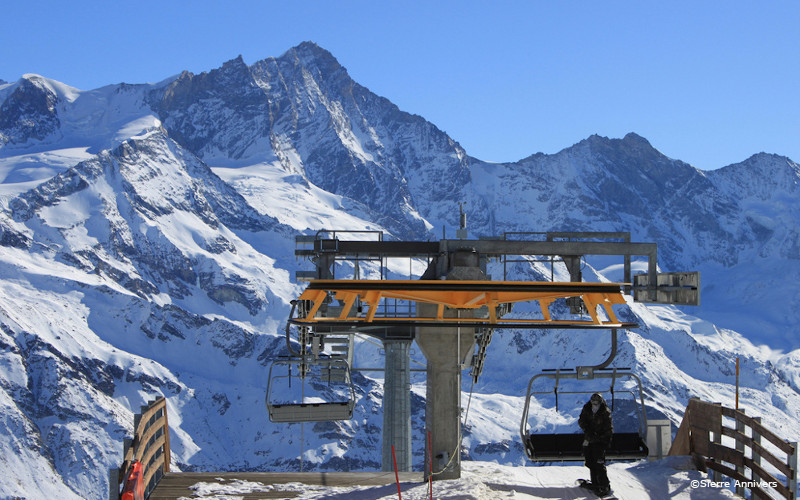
[267,230,700,478]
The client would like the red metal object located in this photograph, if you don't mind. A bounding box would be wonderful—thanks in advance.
[428,431,433,500]
[391,445,402,500]
[120,460,144,500]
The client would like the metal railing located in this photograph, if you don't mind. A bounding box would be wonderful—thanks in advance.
[669,398,798,499]
[109,397,171,500]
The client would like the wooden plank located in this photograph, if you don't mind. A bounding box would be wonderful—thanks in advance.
[670,399,795,500]
[708,442,744,468]
[149,487,298,499]
[669,406,692,456]
[114,398,169,496]
[707,458,791,499]
[142,452,165,489]
[691,426,710,456]
[689,400,722,434]
[752,439,792,478]
[721,425,752,448]
[136,398,166,436]
[753,425,796,456]
[722,407,796,456]
[720,424,792,477]
[134,415,166,462]
[162,403,171,474]
[705,461,776,500]
[137,433,165,468]
[149,475,299,500]
[745,456,792,499]
[705,459,749,484]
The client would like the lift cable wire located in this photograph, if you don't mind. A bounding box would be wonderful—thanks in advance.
[300,380,305,472]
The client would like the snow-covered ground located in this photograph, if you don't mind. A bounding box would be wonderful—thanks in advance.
[180,458,739,499]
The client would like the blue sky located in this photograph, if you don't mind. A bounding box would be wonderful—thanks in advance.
[2,1,798,169]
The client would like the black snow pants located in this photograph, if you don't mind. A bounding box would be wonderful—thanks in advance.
[584,442,610,490]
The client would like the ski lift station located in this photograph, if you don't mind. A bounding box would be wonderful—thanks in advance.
[267,221,701,480]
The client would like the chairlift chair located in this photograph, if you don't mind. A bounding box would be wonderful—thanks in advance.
[266,357,356,423]
[520,367,649,462]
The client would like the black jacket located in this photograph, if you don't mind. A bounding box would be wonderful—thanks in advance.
[579,398,613,448]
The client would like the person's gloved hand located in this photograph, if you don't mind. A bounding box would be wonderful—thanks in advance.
[583,439,589,446]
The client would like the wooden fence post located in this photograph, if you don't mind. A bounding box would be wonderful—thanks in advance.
[712,402,722,483]
[789,442,798,500]
[736,409,746,497]
[753,416,762,500]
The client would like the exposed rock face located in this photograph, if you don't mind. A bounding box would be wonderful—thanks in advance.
[0,75,61,145]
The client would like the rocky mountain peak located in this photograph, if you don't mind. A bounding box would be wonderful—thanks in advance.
[217,55,254,84]
[580,132,665,161]
[737,152,798,179]
[155,55,257,111]
[622,131,652,146]
[563,132,698,192]
[267,40,352,95]
[0,74,61,146]
[288,41,341,67]
[709,152,799,202]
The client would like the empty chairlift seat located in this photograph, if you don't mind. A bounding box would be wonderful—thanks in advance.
[266,358,356,423]
[269,399,354,423]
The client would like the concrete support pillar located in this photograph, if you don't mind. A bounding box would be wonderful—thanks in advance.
[416,248,485,480]
[417,313,475,480]
[382,340,412,472]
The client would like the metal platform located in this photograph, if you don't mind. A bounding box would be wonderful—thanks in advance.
[149,471,424,500]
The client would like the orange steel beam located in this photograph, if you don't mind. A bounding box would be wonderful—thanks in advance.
[293,280,630,327]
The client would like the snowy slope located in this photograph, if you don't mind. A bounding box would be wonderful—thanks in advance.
[1,42,799,500]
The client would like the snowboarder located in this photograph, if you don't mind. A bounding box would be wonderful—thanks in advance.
[579,392,613,496]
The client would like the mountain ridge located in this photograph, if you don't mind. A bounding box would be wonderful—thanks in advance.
[1,42,799,499]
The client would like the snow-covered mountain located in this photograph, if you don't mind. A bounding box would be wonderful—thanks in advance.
[1,42,799,499]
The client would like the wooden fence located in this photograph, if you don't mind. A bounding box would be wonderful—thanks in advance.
[669,398,798,499]
[109,397,171,500]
